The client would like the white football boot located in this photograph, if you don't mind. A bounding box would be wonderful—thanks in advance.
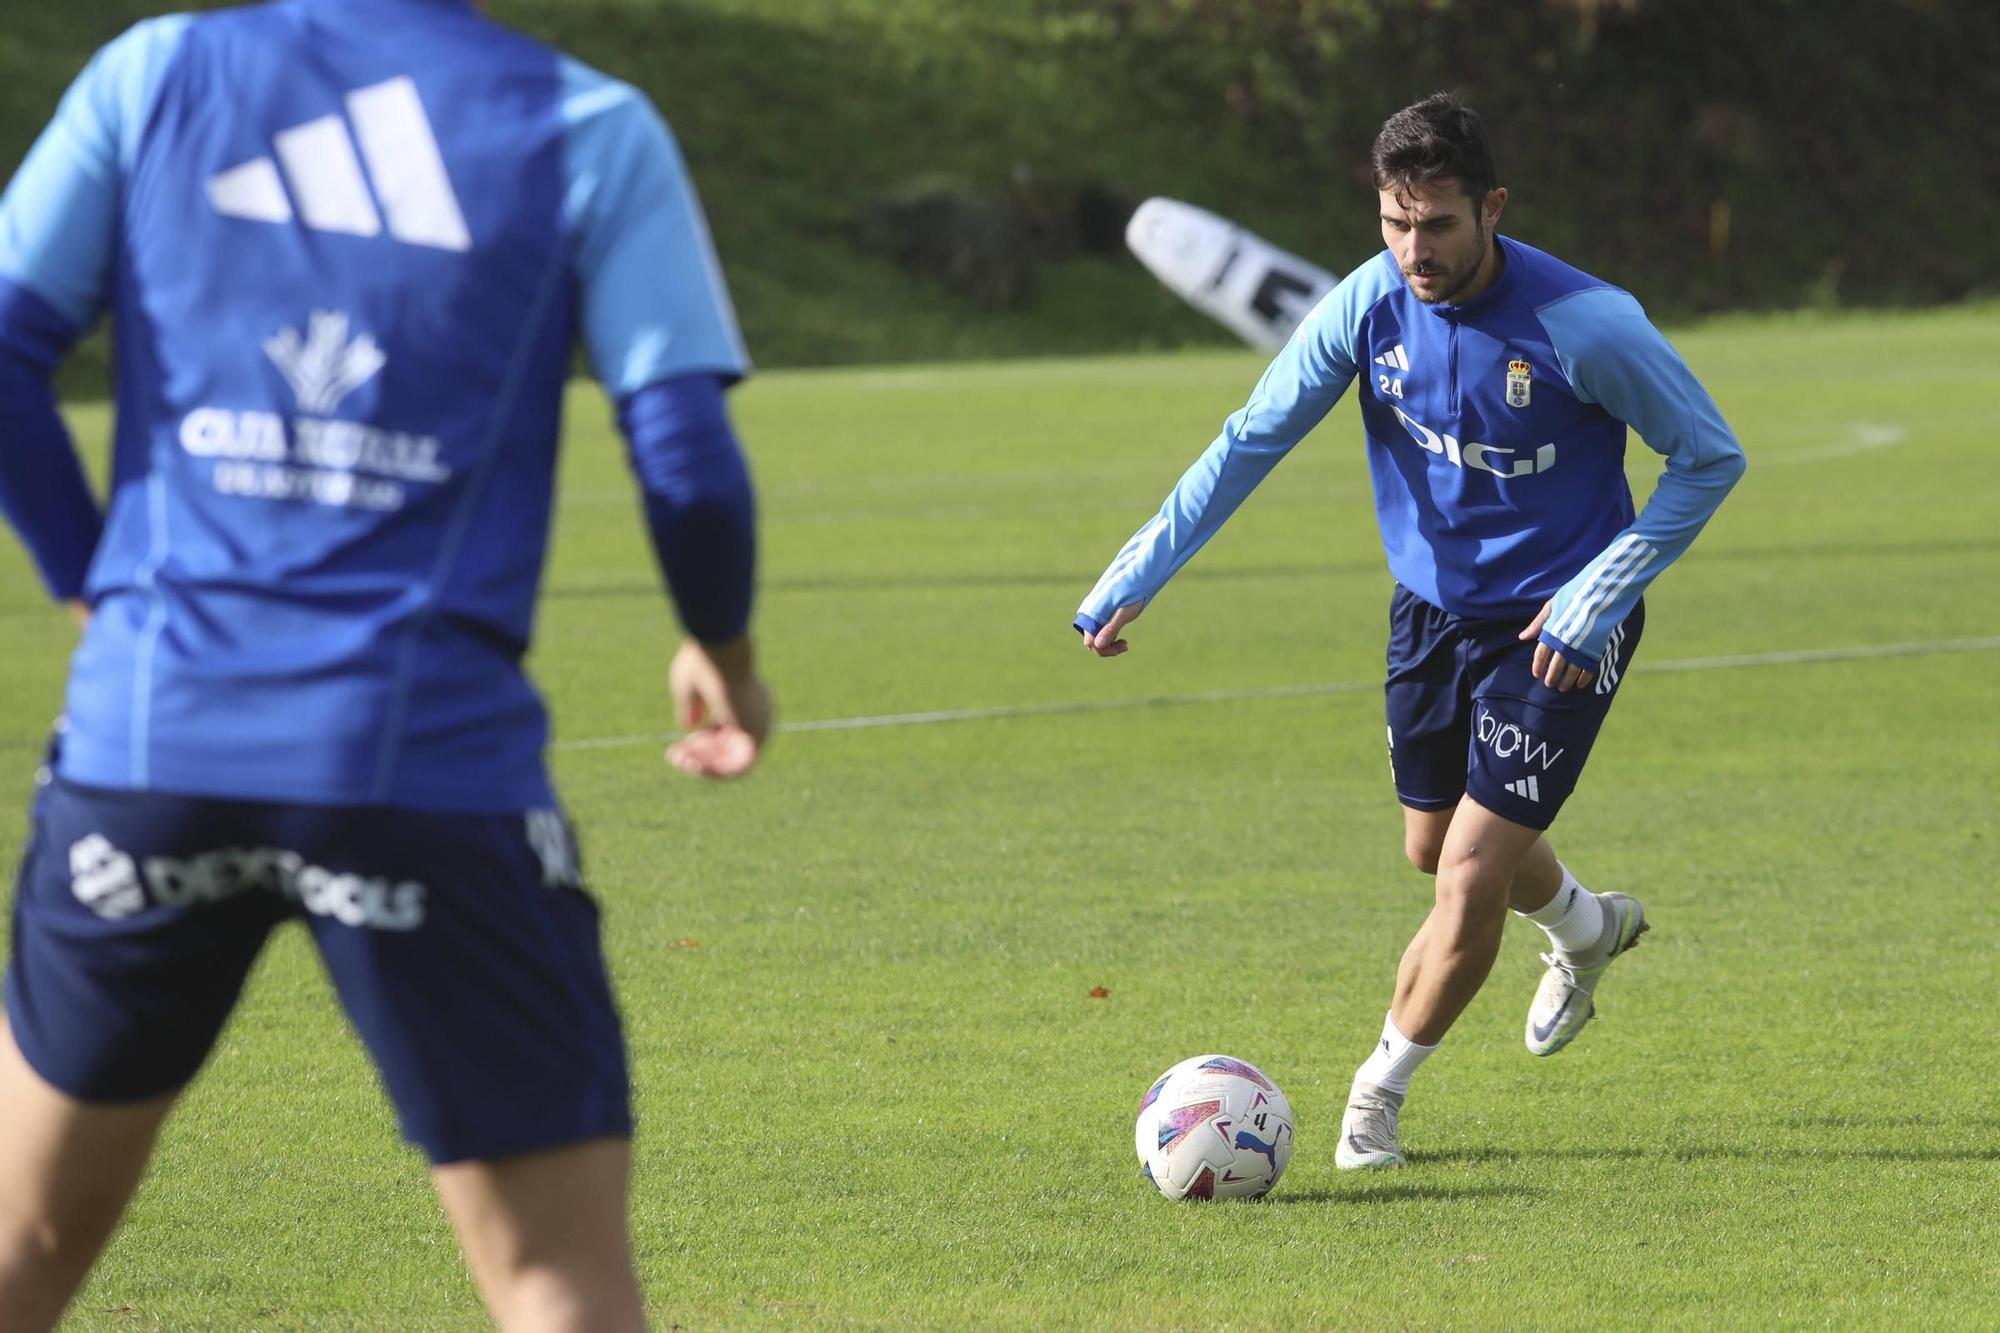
[1335,1082,1406,1169]
[1525,890,1649,1056]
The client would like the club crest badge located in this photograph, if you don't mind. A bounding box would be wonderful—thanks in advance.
[1505,359,1532,408]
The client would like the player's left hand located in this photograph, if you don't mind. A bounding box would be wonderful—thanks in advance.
[1519,600,1595,693]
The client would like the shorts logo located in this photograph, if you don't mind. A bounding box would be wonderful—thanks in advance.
[68,837,426,931]
[1505,358,1532,408]
[69,835,147,920]
[526,809,581,889]
[1475,708,1567,772]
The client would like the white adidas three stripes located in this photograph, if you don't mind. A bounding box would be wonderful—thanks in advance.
[207,76,472,252]
[1549,534,1657,653]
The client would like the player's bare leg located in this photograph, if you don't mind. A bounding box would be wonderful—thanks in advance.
[1400,803,1560,910]
[0,1020,174,1333]
[1503,835,1565,912]
[1430,798,1652,1057]
[432,1136,646,1333]
[1398,805,1455,876]
[1390,795,1544,1044]
[1340,797,1542,1169]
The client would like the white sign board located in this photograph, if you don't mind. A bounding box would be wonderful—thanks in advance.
[1125,197,1339,351]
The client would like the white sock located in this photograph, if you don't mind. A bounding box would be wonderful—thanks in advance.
[1518,865,1605,956]
[1353,1011,1436,1096]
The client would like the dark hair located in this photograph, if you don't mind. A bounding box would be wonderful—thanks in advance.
[1371,92,1497,203]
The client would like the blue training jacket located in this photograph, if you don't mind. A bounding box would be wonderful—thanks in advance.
[0,0,751,812]
[1076,237,1747,670]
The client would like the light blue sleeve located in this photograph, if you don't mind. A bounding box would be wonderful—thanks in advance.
[1536,288,1747,667]
[560,59,750,397]
[1074,256,1401,631]
[0,16,190,332]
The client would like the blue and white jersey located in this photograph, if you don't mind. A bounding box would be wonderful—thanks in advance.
[0,0,748,811]
[1077,236,1746,669]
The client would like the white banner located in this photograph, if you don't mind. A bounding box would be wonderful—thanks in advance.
[1125,197,1338,351]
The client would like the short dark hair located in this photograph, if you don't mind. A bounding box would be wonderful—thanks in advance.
[1371,92,1497,203]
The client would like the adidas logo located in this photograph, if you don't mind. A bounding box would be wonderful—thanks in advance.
[1373,344,1410,371]
[207,77,470,252]
[1503,775,1542,803]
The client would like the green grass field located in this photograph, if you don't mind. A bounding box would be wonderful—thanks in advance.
[2,304,1997,1329]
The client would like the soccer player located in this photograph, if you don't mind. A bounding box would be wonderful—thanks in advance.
[0,2,768,1328]
[1075,93,1745,1168]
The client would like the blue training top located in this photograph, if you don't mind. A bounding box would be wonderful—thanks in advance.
[0,0,751,812]
[1076,236,1747,670]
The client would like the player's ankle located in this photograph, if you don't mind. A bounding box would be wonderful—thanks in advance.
[1516,865,1604,956]
[1353,1011,1437,1096]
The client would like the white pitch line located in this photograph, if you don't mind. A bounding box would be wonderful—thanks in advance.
[1762,422,1907,466]
[552,633,2000,754]
[1639,635,2000,673]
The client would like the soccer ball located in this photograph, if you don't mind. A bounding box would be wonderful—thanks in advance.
[1134,1054,1294,1200]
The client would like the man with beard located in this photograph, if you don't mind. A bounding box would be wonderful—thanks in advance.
[1074,92,1745,1167]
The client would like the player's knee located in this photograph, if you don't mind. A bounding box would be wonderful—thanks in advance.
[1431,856,1512,927]
[0,1216,46,1269]
[1401,807,1453,875]
[0,1209,85,1289]
[485,1259,644,1333]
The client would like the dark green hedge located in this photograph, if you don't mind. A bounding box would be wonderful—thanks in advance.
[5,0,1992,376]
[1042,0,1999,313]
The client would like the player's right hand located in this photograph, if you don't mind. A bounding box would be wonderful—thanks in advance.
[1081,602,1145,658]
[1517,599,1594,693]
[667,635,772,780]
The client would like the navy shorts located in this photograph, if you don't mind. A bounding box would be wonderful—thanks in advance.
[1384,584,1643,831]
[4,774,631,1164]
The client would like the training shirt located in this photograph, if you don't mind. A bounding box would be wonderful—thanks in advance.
[1076,236,1746,670]
[0,0,749,811]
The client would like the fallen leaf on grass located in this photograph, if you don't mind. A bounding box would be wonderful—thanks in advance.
[669,937,700,950]
[1088,986,1109,999]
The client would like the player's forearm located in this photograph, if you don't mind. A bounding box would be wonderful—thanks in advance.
[1074,420,1294,629]
[619,373,757,644]
[0,286,101,601]
[641,485,755,643]
[1073,314,1353,632]
[1627,445,1747,553]
[1540,445,1746,667]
